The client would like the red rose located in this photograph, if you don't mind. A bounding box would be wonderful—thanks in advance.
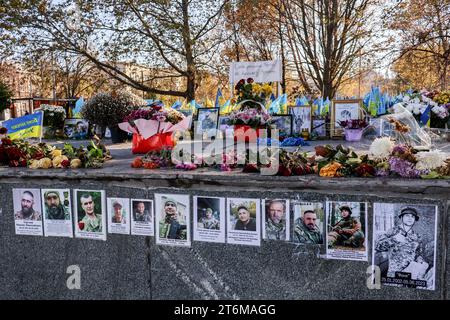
[1,138,12,146]
[278,165,292,176]
[247,78,254,84]
[9,160,19,167]
[19,159,27,167]
[78,221,85,230]
[152,105,162,111]
[61,159,70,168]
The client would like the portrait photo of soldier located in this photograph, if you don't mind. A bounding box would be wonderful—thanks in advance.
[75,191,104,233]
[327,203,365,249]
[111,200,127,224]
[158,196,187,240]
[264,199,288,241]
[43,190,70,220]
[293,202,324,245]
[373,203,438,290]
[231,201,257,232]
[196,197,221,230]
[132,200,152,223]
[13,189,42,221]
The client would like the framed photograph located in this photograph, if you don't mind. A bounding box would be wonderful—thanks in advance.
[312,119,327,138]
[326,201,368,261]
[180,110,194,129]
[194,196,225,243]
[12,188,43,236]
[372,203,438,290]
[107,197,131,235]
[131,199,154,236]
[42,189,73,238]
[290,106,312,135]
[64,118,89,140]
[270,114,292,137]
[155,194,190,247]
[292,202,324,245]
[262,199,290,241]
[73,189,106,241]
[227,198,261,246]
[195,108,219,139]
[331,99,363,137]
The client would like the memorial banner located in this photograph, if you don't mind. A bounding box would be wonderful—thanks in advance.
[229,60,282,84]
[2,112,43,140]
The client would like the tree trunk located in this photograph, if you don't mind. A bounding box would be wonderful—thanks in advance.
[182,0,195,101]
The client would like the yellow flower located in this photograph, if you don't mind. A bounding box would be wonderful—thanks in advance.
[51,149,62,158]
[29,160,40,169]
[252,84,262,95]
[39,158,53,169]
[70,158,82,169]
[319,162,343,177]
[52,155,69,168]
[261,83,272,96]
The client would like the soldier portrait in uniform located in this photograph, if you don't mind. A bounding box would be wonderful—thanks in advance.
[132,200,152,223]
[14,189,42,221]
[326,201,368,261]
[194,196,225,243]
[107,197,131,235]
[13,188,44,236]
[74,190,106,239]
[43,190,70,220]
[263,199,289,241]
[158,196,187,240]
[155,194,190,246]
[196,197,220,230]
[293,202,324,244]
[373,203,438,290]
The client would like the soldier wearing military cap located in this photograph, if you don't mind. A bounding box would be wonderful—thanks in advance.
[159,197,187,239]
[375,206,425,279]
[328,205,365,248]
[199,208,220,230]
[112,200,126,224]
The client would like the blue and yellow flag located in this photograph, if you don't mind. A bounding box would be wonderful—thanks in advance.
[419,105,431,127]
[2,112,44,140]
[215,88,223,108]
[72,97,84,119]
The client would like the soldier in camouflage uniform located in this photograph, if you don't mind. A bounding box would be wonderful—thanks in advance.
[328,206,364,248]
[79,194,102,232]
[265,200,286,240]
[159,198,187,239]
[375,207,424,278]
[294,210,323,244]
[199,208,220,230]
[15,191,41,221]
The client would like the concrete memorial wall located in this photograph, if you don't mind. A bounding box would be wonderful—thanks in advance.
[0,169,449,300]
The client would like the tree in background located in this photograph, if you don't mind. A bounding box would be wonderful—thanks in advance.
[0,80,13,112]
[282,0,381,99]
[385,0,450,91]
[1,0,229,101]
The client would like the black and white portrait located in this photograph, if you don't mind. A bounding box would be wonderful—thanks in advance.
[372,203,438,290]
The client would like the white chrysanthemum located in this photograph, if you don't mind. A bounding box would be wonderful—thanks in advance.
[403,96,410,102]
[415,150,448,170]
[369,137,395,159]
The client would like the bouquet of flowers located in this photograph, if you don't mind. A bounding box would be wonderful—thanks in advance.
[234,78,272,109]
[227,107,271,127]
[119,103,191,154]
[0,129,110,169]
[338,119,368,129]
[37,104,66,128]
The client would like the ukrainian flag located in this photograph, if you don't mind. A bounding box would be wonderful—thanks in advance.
[2,112,44,140]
